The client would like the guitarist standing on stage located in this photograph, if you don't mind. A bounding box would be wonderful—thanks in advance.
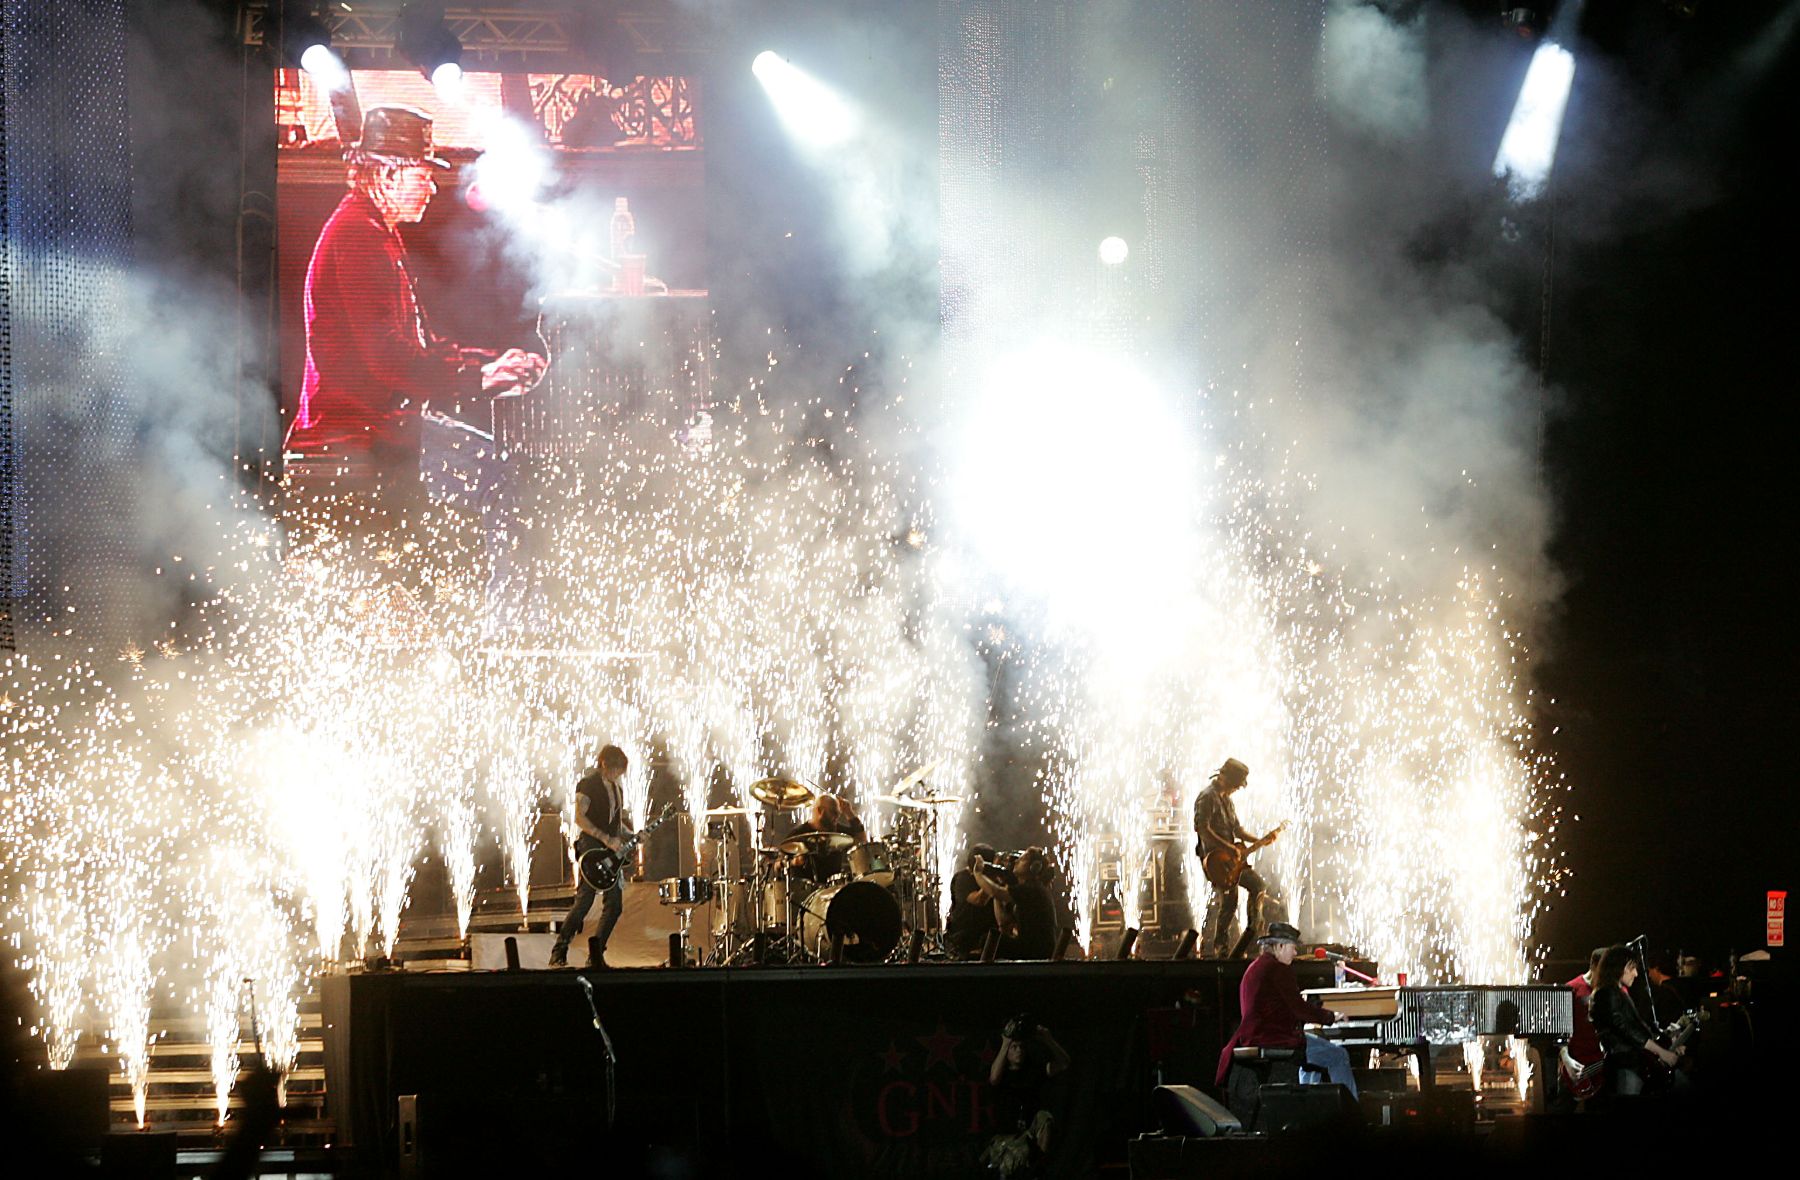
[1193,758,1279,959]
[549,744,633,968]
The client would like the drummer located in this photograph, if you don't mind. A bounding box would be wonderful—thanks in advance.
[784,794,866,879]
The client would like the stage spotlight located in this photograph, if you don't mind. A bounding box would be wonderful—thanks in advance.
[1098,236,1129,266]
[1492,40,1575,201]
[752,50,856,147]
[397,3,464,92]
[285,5,349,93]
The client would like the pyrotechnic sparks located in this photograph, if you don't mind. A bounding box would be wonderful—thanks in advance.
[1,338,1560,1121]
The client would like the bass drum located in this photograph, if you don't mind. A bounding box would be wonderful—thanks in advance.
[847,841,895,887]
[799,880,903,963]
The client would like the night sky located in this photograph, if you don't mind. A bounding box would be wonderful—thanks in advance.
[1533,0,1799,960]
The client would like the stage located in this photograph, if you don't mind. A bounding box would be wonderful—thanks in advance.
[322,958,1329,1177]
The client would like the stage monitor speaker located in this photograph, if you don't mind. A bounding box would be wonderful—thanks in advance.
[101,1130,177,1180]
[1254,1082,1361,1135]
[1152,1084,1243,1137]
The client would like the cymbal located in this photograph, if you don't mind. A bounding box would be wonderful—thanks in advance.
[887,760,940,794]
[748,777,815,809]
[778,831,856,855]
[705,805,751,817]
[876,793,964,809]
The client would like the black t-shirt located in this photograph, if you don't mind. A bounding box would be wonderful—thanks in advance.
[947,869,998,953]
[574,770,628,852]
[1000,881,1056,960]
[993,1057,1050,1131]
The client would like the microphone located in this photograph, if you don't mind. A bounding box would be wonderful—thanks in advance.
[1312,947,1350,961]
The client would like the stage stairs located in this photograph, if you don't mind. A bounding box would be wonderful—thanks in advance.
[70,991,333,1148]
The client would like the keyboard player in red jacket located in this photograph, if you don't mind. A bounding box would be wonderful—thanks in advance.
[1215,922,1359,1096]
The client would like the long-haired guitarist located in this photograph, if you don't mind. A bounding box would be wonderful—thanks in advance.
[549,744,633,969]
[1590,944,1684,1097]
[1192,758,1281,959]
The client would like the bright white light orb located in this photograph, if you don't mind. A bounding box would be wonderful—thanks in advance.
[431,61,464,100]
[1098,236,1129,266]
[947,344,1200,640]
[1492,42,1576,202]
[299,44,350,94]
[752,49,857,148]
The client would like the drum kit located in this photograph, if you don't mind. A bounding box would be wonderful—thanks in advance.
[651,770,963,965]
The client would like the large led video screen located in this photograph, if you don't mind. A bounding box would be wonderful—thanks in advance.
[275,67,705,483]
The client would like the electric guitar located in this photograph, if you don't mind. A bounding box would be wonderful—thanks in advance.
[1560,1007,1706,1101]
[1645,1007,1707,1080]
[1201,821,1287,889]
[578,803,679,892]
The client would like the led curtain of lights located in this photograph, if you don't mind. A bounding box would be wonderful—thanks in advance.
[0,0,137,652]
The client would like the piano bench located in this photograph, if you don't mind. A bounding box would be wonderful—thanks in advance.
[1231,1046,1299,1062]
[1224,1050,1304,1127]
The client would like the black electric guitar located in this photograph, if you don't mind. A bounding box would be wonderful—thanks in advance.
[1645,1007,1707,1081]
[578,803,679,892]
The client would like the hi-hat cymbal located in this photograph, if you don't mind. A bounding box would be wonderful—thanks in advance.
[778,831,856,855]
[748,777,815,809]
[705,805,751,817]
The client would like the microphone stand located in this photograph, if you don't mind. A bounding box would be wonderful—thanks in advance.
[1628,934,1664,1035]
[576,975,617,1130]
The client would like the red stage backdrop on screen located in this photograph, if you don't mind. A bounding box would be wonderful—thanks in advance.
[274,68,705,484]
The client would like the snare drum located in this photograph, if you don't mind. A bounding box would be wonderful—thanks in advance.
[847,841,895,887]
[658,876,713,907]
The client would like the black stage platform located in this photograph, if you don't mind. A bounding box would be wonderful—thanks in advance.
[322,958,1332,1178]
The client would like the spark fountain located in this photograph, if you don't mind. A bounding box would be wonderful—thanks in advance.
[0,341,1560,1118]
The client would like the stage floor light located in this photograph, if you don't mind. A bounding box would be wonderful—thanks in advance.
[752,50,856,148]
[1098,236,1130,266]
[1492,41,1575,201]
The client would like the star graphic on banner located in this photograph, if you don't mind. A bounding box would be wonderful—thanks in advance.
[879,1040,906,1074]
[916,1021,963,1071]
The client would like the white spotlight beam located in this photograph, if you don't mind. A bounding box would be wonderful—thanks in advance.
[1492,41,1576,202]
[752,50,857,148]
[300,43,352,94]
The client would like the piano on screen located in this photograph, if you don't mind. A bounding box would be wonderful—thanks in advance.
[1302,983,1575,1089]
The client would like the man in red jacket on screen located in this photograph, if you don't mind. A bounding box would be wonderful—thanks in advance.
[1216,921,1359,1096]
[287,105,543,488]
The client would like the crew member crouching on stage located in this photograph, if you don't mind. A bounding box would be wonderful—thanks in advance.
[946,844,1002,959]
[1216,922,1359,1097]
[972,847,1057,961]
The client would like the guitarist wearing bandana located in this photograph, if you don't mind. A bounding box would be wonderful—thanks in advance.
[550,744,634,969]
[1193,758,1284,959]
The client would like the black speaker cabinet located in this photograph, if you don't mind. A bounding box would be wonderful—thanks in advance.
[1254,1082,1362,1134]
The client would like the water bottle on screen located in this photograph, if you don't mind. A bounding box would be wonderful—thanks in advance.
[610,197,635,265]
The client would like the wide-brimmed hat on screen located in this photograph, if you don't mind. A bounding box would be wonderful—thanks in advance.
[354,106,450,169]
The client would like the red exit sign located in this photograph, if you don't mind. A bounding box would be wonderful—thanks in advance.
[1771,891,1787,949]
